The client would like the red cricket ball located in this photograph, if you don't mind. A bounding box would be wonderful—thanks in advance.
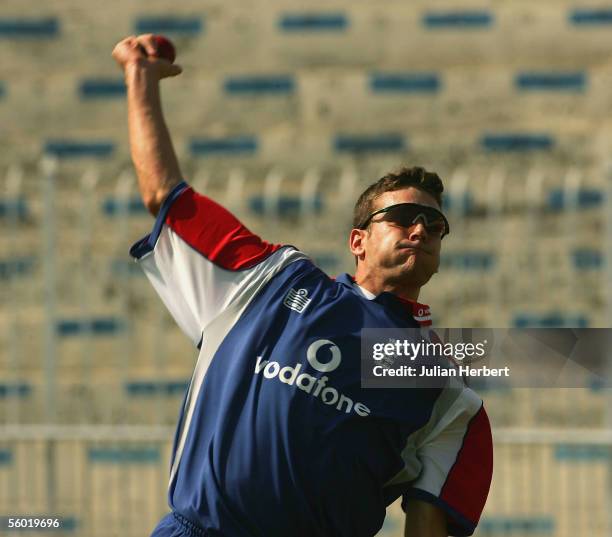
[152,35,176,63]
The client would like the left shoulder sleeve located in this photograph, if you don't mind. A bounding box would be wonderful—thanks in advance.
[401,388,493,536]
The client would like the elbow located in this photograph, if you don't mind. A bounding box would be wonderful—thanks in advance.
[141,178,184,216]
[142,190,167,216]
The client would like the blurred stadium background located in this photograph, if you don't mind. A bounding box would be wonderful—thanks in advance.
[1,1,612,535]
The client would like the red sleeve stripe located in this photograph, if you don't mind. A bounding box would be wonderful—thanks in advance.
[440,405,493,525]
[166,186,283,270]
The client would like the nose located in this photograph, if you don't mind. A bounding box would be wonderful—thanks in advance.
[407,221,428,241]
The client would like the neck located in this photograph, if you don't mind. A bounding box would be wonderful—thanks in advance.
[354,268,421,301]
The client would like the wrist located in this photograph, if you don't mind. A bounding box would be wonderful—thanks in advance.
[124,59,159,86]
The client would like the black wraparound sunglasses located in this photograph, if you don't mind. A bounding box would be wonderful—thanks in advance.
[358,202,450,238]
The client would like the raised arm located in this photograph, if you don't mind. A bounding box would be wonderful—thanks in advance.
[112,34,184,215]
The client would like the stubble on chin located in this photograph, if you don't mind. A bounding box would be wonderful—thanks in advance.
[396,253,437,286]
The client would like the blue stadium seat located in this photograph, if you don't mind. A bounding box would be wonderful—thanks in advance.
[0,18,59,38]
[369,73,441,94]
[423,10,493,29]
[224,75,295,95]
[481,133,554,152]
[102,196,147,216]
[555,444,610,461]
[440,252,495,271]
[0,198,29,219]
[480,517,554,534]
[515,72,586,92]
[513,313,589,328]
[441,191,474,214]
[547,188,604,210]
[0,257,34,280]
[278,13,348,32]
[312,253,340,272]
[125,380,189,397]
[79,79,126,99]
[44,141,115,159]
[468,378,511,392]
[58,519,77,532]
[334,134,406,154]
[111,260,145,277]
[572,249,602,270]
[588,376,607,392]
[0,383,31,398]
[249,194,323,217]
[0,449,12,465]
[190,136,258,156]
[88,447,160,464]
[56,318,125,337]
[134,16,203,35]
[570,9,612,25]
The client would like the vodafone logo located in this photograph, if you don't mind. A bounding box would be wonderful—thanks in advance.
[306,339,342,372]
[254,339,370,417]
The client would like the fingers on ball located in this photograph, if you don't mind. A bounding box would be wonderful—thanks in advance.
[136,34,158,56]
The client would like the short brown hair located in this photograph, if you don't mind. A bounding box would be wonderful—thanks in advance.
[352,166,444,229]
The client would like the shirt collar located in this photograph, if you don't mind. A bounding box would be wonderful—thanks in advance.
[335,273,432,327]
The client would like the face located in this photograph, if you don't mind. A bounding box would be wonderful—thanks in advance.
[350,187,443,290]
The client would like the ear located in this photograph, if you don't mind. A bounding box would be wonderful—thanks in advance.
[349,228,367,259]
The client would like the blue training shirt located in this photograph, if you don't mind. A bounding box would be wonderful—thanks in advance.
[131,182,493,537]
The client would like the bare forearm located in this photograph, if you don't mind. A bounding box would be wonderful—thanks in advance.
[404,500,447,537]
[125,61,182,214]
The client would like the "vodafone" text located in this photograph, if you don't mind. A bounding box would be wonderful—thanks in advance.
[254,339,371,417]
